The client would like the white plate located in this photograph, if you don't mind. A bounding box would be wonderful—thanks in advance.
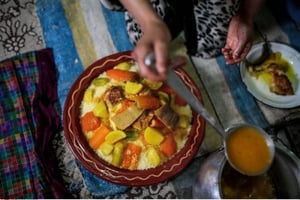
[240,42,300,108]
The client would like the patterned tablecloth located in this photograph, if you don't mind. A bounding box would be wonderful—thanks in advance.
[1,0,300,198]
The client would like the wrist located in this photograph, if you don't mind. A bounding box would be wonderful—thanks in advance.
[236,0,264,25]
[233,13,254,27]
[139,14,164,30]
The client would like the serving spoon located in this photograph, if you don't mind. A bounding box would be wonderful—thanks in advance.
[245,23,271,67]
[145,52,275,176]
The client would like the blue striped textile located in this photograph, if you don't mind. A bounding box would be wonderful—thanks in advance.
[36,0,84,109]
[216,57,269,128]
[101,4,133,52]
[36,0,128,197]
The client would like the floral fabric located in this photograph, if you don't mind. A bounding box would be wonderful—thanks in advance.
[0,0,44,60]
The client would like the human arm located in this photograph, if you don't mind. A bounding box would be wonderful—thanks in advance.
[222,0,265,65]
[119,0,171,81]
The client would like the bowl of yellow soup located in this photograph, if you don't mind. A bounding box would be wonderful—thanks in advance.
[63,51,205,186]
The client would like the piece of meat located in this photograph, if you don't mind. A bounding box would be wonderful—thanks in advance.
[270,73,294,95]
[132,112,154,130]
[105,86,124,105]
[154,104,179,131]
[111,104,144,130]
[267,63,286,75]
[268,63,294,95]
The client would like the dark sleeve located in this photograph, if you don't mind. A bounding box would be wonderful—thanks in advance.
[99,0,125,11]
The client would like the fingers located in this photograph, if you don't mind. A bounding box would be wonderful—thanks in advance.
[221,47,232,58]
[132,45,159,81]
[154,42,169,78]
[132,42,169,82]
[233,41,252,59]
[222,46,237,65]
[222,41,252,65]
[222,14,254,65]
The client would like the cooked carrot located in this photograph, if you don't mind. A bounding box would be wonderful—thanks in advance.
[89,123,111,150]
[160,133,177,157]
[121,143,142,170]
[106,69,137,81]
[133,95,161,110]
[116,99,135,114]
[81,111,101,132]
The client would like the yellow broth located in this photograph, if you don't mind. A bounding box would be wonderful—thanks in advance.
[226,126,272,174]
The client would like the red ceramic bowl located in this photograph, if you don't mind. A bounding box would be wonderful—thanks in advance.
[63,51,205,186]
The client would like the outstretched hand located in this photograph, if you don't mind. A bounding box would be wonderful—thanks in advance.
[131,19,172,82]
[222,15,253,65]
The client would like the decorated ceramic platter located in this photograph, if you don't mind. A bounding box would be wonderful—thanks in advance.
[63,51,205,186]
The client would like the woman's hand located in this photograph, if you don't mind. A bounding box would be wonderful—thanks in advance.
[131,19,171,81]
[222,0,264,65]
[222,14,253,65]
[119,0,172,81]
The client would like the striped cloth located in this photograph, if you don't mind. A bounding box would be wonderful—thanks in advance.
[0,0,300,198]
[36,0,133,109]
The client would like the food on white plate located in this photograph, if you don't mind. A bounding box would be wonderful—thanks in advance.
[79,61,193,170]
[247,51,297,96]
